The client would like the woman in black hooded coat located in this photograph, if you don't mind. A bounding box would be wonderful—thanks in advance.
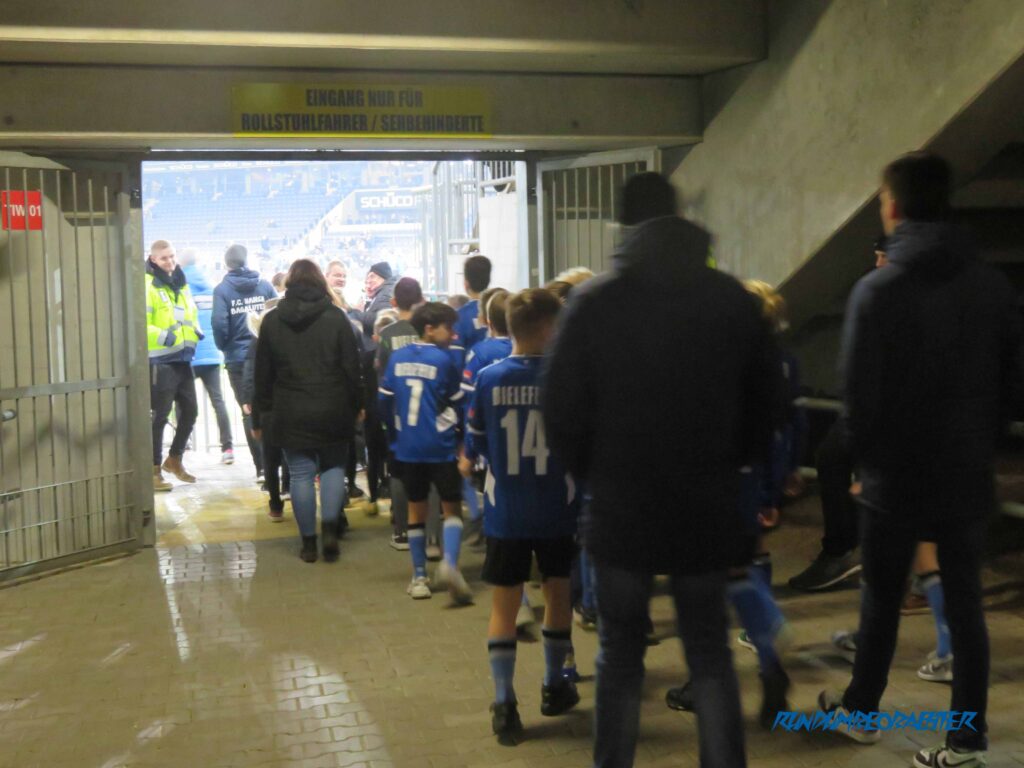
[252,259,363,563]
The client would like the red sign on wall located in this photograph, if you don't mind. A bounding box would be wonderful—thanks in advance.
[1,190,43,231]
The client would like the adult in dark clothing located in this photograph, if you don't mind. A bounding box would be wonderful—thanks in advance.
[351,261,396,342]
[252,259,363,563]
[212,244,276,477]
[544,173,778,768]
[790,236,890,592]
[818,153,1024,768]
[787,418,862,590]
[241,303,291,521]
[344,316,371,505]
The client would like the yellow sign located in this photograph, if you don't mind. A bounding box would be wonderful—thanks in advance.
[232,83,492,138]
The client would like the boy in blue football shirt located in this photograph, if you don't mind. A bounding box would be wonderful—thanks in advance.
[462,288,512,393]
[461,289,512,542]
[452,254,492,361]
[462,288,579,745]
[379,302,471,604]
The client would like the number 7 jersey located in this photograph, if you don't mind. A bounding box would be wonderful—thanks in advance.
[465,355,578,539]
[379,342,464,462]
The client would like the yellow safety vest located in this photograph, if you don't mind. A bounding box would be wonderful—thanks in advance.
[145,273,202,360]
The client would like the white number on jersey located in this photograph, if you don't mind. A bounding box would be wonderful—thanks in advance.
[405,379,424,427]
[500,409,550,476]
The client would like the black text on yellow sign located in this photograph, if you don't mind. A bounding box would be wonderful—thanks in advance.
[232,84,492,138]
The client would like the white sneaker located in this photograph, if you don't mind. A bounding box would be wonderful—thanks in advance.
[437,560,473,605]
[913,745,983,768]
[913,744,987,767]
[831,630,858,664]
[221,449,234,465]
[407,576,431,600]
[516,601,535,629]
[917,652,954,683]
[816,690,881,744]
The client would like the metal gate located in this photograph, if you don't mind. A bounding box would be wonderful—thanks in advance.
[0,156,149,582]
[537,148,660,282]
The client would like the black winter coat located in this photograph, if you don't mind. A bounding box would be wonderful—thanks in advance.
[543,216,780,574]
[349,278,397,347]
[252,285,363,450]
[840,220,1024,526]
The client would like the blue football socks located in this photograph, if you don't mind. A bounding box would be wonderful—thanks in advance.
[443,516,463,567]
[920,571,951,658]
[408,523,427,578]
[463,477,481,521]
[728,574,783,671]
[542,627,573,687]
[488,637,517,704]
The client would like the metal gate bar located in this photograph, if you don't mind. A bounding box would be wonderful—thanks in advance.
[1,162,140,577]
[537,149,659,283]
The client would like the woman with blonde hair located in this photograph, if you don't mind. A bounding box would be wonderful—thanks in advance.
[741,279,804,524]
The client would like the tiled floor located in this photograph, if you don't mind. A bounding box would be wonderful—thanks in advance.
[2,452,1024,767]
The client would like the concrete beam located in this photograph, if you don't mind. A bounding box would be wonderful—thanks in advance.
[0,0,765,75]
[0,65,702,151]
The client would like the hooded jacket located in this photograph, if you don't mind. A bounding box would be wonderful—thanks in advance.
[252,284,363,449]
[182,264,223,367]
[212,268,277,364]
[840,220,1024,524]
[543,216,780,574]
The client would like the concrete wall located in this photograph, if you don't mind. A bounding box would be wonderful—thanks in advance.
[0,0,764,75]
[672,0,1024,284]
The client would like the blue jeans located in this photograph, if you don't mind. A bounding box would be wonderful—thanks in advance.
[593,564,746,768]
[284,446,348,538]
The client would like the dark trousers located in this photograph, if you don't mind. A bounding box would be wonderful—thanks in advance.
[262,434,290,505]
[843,508,989,751]
[225,361,262,474]
[593,564,746,768]
[818,419,859,557]
[151,362,198,466]
[346,425,367,491]
[365,415,388,502]
[192,364,233,451]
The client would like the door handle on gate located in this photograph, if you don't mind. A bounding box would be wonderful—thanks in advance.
[1,409,15,422]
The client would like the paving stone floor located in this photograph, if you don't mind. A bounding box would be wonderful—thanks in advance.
[2,452,1024,767]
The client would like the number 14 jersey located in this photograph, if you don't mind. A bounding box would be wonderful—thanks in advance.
[466,355,578,539]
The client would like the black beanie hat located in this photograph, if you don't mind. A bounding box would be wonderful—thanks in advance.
[369,262,393,281]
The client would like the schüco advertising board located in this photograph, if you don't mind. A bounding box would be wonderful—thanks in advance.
[232,84,492,139]
[355,189,419,212]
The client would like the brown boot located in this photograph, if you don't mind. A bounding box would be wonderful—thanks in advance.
[162,455,196,483]
[153,465,173,493]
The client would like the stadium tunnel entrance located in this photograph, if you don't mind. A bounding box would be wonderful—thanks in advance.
[0,144,661,581]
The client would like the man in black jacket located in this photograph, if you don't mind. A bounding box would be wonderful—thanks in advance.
[352,261,397,345]
[544,173,777,768]
[819,153,1024,768]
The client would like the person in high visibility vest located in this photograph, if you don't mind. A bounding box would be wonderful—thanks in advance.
[147,239,203,491]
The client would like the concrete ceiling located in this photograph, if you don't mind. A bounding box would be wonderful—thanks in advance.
[955,144,1024,208]
[0,0,765,75]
